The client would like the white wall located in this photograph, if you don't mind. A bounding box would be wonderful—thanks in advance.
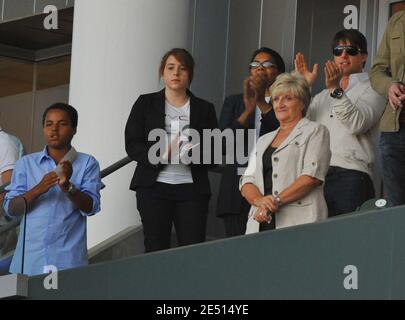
[69,0,194,248]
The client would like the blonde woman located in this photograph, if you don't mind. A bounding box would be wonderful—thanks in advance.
[240,73,331,233]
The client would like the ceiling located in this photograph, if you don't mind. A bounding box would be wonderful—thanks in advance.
[0,7,73,51]
[0,8,73,98]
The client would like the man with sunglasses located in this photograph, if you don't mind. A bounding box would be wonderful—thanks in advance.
[295,29,386,217]
[370,11,405,207]
[216,47,285,237]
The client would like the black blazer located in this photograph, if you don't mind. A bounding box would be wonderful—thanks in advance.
[216,94,279,217]
[125,89,218,197]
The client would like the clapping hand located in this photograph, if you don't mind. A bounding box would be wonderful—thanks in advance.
[35,172,59,194]
[324,60,343,91]
[243,77,258,115]
[57,160,73,192]
[295,52,318,87]
[249,73,268,101]
[244,73,271,114]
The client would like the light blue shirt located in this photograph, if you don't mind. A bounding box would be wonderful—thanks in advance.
[3,147,102,276]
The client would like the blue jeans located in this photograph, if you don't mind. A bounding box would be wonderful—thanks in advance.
[325,166,375,217]
[380,127,405,206]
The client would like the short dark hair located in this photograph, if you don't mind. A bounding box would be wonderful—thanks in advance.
[159,48,195,84]
[332,29,368,54]
[42,103,78,128]
[250,47,286,73]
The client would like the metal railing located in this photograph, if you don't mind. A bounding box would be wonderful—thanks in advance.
[100,156,132,179]
[0,156,134,237]
[0,155,225,238]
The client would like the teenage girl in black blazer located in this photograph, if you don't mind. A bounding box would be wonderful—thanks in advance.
[125,48,218,252]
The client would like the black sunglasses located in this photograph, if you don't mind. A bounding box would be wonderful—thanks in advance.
[333,45,361,56]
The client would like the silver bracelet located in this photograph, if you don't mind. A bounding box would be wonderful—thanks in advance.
[273,195,282,206]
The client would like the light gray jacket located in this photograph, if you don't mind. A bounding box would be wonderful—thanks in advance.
[240,118,331,233]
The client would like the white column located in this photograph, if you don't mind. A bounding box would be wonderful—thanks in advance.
[69,0,193,248]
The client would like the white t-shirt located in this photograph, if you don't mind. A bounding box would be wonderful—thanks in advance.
[254,96,272,141]
[157,99,193,184]
[0,129,20,186]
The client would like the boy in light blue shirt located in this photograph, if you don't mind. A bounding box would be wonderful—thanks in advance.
[3,103,102,276]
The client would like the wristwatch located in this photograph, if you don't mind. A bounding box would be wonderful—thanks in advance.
[66,182,78,196]
[330,88,344,99]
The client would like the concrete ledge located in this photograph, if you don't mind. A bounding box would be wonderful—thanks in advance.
[26,206,405,299]
[0,274,28,299]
